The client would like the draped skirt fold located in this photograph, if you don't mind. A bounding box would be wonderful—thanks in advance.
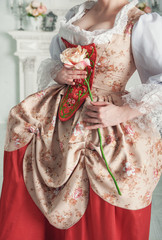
[0,144,151,240]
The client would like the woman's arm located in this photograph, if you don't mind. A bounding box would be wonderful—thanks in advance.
[122,12,162,131]
[37,4,82,90]
[37,34,65,90]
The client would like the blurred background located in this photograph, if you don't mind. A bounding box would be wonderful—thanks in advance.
[0,1,162,239]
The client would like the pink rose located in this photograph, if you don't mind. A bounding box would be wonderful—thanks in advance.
[144,6,152,13]
[60,46,91,70]
[26,5,33,14]
[32,9,39,17]
[31,0,41,8]
[42,5,47,13]
[38,5,47,14]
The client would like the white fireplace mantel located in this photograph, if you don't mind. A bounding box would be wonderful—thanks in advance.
[8,30,57,101]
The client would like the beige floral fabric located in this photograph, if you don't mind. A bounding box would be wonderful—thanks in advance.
[4,7,162,229]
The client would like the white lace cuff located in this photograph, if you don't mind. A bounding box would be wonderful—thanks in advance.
[122,81,162,132]
[37,58,63,91]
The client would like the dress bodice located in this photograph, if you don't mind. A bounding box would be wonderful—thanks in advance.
[92,38,135,94]
[58,1,143,96]
[57,4,144,122]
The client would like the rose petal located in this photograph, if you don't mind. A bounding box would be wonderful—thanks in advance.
[75,59,91,70]
[84,58,91,66]
[64,63,74,69]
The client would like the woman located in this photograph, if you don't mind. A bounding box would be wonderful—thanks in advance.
[0,0,161,239]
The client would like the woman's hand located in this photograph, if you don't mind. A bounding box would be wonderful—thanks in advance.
[55,66,87,85]
[83,101,142,130]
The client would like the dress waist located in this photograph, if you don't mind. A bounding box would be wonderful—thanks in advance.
[91,84,127,97]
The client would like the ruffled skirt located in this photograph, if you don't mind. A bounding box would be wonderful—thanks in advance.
[0,144,151,240]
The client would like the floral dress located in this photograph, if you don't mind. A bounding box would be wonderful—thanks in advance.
[0,1,162,240]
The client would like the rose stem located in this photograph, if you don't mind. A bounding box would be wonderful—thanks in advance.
[84,78,122,196]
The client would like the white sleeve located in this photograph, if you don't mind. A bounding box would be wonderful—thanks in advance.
[37,5,79,90]
[37,34,65,90]
[122,13,162,132]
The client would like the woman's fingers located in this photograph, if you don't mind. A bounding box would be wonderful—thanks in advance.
[86,105,99,112]
[66,69,87,79]
[86,104,104,113]
[86,101,111,112]
[85,124,104,130]
[66,79,75,85]
[84,118,101,124]
[84,111,98,118]
[61,67,88,85]
[67,69,87,75]
[68,74,87,79]
[55,67,87,85]
[89,102,111,109]
[90,101,110,106]
[84,102,113,129]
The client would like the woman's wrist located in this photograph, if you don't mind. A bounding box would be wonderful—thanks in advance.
[120,104,143,122]
[54,71,64,85]
[54,73,60,84]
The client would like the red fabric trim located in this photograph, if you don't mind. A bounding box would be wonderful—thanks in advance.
[58,38,97,122]
[0,146,151,240]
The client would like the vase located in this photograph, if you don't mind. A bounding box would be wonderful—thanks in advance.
[29,16,43,31]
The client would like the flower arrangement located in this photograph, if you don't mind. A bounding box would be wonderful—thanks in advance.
[26,0,47,17]
[137,2,152,13]
[60,45,121,195]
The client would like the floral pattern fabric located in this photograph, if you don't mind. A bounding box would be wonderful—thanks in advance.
[4,5,162,229]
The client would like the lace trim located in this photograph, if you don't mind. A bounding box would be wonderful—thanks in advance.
[37,58,63,91]
[122,82,162,133]
[59,0,139,45]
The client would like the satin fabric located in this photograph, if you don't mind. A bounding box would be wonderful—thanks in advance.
[0,144,151,240]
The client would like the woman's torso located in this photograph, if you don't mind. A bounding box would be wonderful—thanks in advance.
[59,0,144,98]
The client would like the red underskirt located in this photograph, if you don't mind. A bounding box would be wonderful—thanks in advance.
[0,144,151,240]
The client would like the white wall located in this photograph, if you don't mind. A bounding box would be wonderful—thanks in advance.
[0,1,19,186]
[0,0,19,124]
[46,0,85,9]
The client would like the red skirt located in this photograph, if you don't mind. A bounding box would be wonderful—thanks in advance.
[0,144,151,240]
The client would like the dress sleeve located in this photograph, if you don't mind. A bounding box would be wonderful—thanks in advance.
[37,35,65,90]
[122,12,162,132]
[37,5,79,90]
